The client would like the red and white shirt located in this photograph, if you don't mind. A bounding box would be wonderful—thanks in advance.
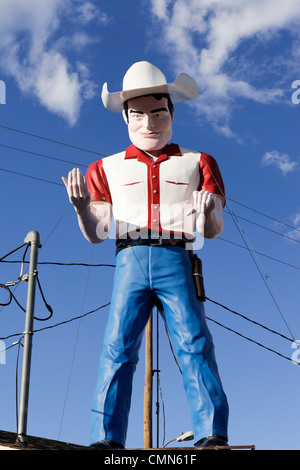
[86,143,225,242]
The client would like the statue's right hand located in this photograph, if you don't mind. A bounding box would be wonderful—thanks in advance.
[62,168,91,213]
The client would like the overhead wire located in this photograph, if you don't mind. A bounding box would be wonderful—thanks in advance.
[227,197,300,235]
[229,206,298,340]
[1,250,300,273]
[223,209,300,244]
[57,245,95,441]
[0,167,63,186]
[0,242,53,320]
[206,316,295,364]
[0,301,111,341]
[0,243,29,312]
[1,241,294,349]
[42,205,71,248]
[1,241,296,363]
[201,153,299,341]
[218,236,300,271]
[0,143,88,168]
[0,124,106,157]
[0,286,297,365]
[206,297,294,343]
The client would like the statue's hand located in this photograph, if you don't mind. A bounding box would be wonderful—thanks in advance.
[62,168,91,213]
[191,190,215,216]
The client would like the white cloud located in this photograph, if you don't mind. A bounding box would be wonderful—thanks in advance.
[34,52,84,125]
[150,0,173,21]
[75,1,109,25]
[0,0,106,125]
[149,0,300,136]
[261,150,299,175]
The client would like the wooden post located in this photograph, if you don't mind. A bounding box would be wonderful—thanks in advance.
[143,313,153,448]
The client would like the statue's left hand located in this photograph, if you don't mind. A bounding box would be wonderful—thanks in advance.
[190,190,216,216]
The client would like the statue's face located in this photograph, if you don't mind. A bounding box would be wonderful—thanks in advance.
[123,95,173,156]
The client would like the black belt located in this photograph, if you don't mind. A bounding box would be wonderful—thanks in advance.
[116,238,188,255]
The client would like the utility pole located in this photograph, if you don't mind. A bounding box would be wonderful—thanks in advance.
[155,308,160,449]
[143,313,153,448]
[17,231,41,445]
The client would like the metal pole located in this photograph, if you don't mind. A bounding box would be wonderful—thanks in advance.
[156,307,160,448]
[17,231,40,445]
[143,313,153,449]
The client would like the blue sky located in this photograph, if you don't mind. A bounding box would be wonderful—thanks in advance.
[1,0,300,451]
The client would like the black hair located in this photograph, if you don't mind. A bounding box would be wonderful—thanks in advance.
[123,93,174,122]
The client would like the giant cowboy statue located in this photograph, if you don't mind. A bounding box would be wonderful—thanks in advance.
[62,61,229,450]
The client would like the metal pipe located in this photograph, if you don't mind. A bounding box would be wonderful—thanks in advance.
[156,307,159,448]
[17,231,40,445]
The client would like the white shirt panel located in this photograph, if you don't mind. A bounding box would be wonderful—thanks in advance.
[102,151,148,230]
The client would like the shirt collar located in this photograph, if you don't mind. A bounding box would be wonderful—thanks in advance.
[125,143,181,162]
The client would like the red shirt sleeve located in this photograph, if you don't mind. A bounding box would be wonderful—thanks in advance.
[85,159,112,204]
[199,153,225,205]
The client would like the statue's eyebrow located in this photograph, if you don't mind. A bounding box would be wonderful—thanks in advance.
[150,107,168,113]
[129,109,143,114]
[129,107,168,114]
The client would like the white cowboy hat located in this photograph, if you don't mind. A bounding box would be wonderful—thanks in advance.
[101,61,199,112]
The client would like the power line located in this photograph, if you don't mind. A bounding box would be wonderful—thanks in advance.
[0,260,116,268]
[1,239,299,274]
[224,210,300,243]
[206,296,294,343]
[0,167,63,186]
[0,124,106,157]
[0,240,293,348]
[0,242,297,365]
[0,243,27,262]
[58,245,95,440]
[0,241,295,351]
[201,152,298,342]
[229,204,297,341]
[218,237,300,271]
[207,316,296,364]
[0,301,111,341]
[0,143,88,168]
[1,244,299,272]
[228,197,300,234]
[1,296,296,365]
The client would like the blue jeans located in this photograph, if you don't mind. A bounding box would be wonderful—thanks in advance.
[90,245,229,446]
